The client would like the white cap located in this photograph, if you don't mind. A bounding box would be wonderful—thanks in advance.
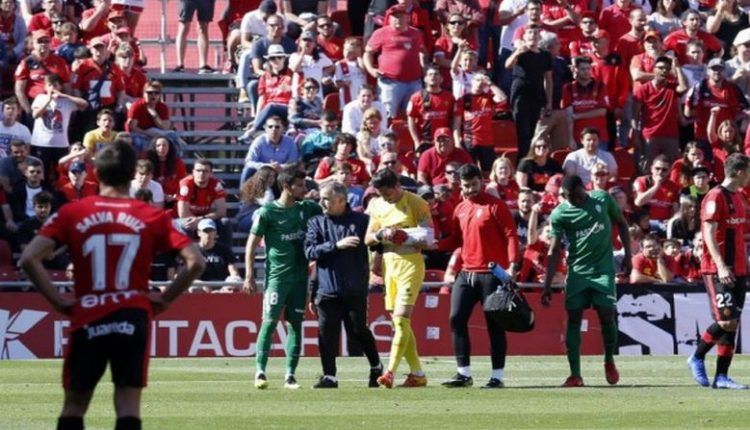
[735,28,750,47]
[198,218,217,231]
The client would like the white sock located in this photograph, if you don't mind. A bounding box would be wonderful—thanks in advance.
[458,366,472,377]
[324,375,338,382]
[413,370,425,377]
[492,368,504,381]
[255,371,265,378]
[372,363,383,371]
[285,373,295,380]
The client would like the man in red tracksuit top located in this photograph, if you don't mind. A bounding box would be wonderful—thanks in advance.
[438,163,520,389]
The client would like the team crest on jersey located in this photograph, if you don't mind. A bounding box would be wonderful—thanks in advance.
[404,42,412,50]
[476,208,483,218]
[706,200,716,215]
[179,185,189,197]
[595,204,601,213]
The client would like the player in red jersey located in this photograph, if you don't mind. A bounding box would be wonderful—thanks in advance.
[687,153,750,390]
[19,142,205,430]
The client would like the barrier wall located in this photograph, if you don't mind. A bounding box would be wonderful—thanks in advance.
[2,284,749,359]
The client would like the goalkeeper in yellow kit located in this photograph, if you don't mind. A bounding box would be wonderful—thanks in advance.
[365,169,434,388]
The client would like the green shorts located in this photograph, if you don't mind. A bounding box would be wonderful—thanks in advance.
[262,281,307,323]
[565,273,617,310]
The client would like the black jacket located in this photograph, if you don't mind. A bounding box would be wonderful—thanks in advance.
[304,207,369,298]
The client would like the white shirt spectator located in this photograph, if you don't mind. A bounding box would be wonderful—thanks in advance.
[334,59,367,107]
[0,122,32,158]
[289,52,333,98]
[30,97,75,148]
[130,179,165,206]
[499,0,529,51]
[341,100,388,135]
[240,10,286,39]
[451,69,475,100]
[562,148,618,184]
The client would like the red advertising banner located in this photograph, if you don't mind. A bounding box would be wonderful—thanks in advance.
[1,292,610,359]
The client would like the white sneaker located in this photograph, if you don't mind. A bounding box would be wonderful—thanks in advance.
[254,372,268,389]
[284,375,300,390]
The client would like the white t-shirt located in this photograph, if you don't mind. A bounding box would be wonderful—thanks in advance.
[0,122,32,158]
[25,185,42,218]
[499,0,529,51]
[289,52,334,98]
[334,59,367,106]
[341,101,388,135]
[130,179,165,205]
[240,10,287,39]
[30,97,75,148]
[451,69,475,100]
[562,149,618,184]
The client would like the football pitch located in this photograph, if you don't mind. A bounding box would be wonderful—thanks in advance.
[2,356,750,429]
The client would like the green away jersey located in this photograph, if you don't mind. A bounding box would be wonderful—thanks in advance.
[549,190,620,279]
[251,199,322,285]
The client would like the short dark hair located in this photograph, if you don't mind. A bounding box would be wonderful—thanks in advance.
[193,158,213,170]
[580,127,599,138]
[423,63,441,76]
[371,168,399,189]
[134,188,153,203]
[97,108,114,120]
[25,158,43,170]
[562,174,584,192]
[573,56,592,68]
[96,141,136,188]
[641,233,660,246]
[136,159,154,174]
[654,56,673,68]
[458,163,481,181]
[33,191,54,206]
[335,132,356,147]
[3,96,19,108]
[724,153,750,178]
[44,73,62,86]
[276,167,306,189]
[652,154,670,166]
[321,110,338,122]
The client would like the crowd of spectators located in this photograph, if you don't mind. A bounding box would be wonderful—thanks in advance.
[4,0,750,291]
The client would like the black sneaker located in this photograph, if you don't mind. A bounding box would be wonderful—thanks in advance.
[172,65,185,73]
[283,375,300,390]
[441,373,474,387]
[313,376,338,389]
[369,365,383,388]
[198,65,216,74]
[480,378,505,389]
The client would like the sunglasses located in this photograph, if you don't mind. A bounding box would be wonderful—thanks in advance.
[744,42,750,48]
[448,21,464,25]
[146,91,161,95]
[653,167,668,172]
[318,23,331,28]
[581,20,596,24]
[303,86,317,90]
[534,144,549,149]
[710,66,724,71]
[383,160,397,165]
[594,171,609,177]
[446,170,459,175]
[269,56,285,61]
[266,124,282,129]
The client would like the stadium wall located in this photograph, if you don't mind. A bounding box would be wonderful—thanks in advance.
[2,284,749,359]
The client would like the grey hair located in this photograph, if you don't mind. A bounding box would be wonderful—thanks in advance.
[321,181,348,198]
[539,32,559,51]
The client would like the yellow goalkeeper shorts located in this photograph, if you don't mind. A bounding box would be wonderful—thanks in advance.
[383,252,425,311]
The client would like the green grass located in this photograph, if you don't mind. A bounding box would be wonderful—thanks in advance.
[1,356,749,429]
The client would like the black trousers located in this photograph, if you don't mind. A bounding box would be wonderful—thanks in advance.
[316,294,380,377]
[450,271,507,369]
[512,96,544,159]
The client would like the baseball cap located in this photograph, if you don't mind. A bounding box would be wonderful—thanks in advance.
[68,161,86,174]
[88,36,106,48]
[708,57,725,69]
[108,9,126,21]
[264,44,288,59]
[387,4,407,16]
[32,29,51,42]
[259,0,277,14]
[433,127,451,140]
[734,28,750,47]
[417,185,435,200]
[545,173,564,195]
[115,26,131,36]
[300,30,317,41]
[592,29,610,40]
[198,218,217,231]
[643,30,661,41]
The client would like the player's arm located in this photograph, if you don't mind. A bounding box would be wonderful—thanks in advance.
[155,243,205,313]
[243,233,263,293]
[703,220,734,284]
[541,234,563,307]
[18,236,75,315]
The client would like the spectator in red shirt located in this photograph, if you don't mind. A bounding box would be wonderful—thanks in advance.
[708,106,743,162]
[126,80,174,154]
[663,9,723,64]
[630,30,666,84]
[253,44,293,131]
[315,15,344,62]
[177,159,230,244]
[27,0,59,33]
[364,4,427,119]
[14,29,71,120]
[632,55,687,169]
[598,0,636,44]
[562,56,610,149]
[634,155,680,228]
[58,160,98,203]
[433,13,477,90]
[684,57,749,161]
[78,0,111,43]
[569,10,598,59]
[417,127,473,186]
[146,136,187,210]
[486,156,520,211]
[630,234,675,283]
[314,133,371,187]
[540,0,583,58]
[406,65,458,152]
[614,7,646,71]
[519,216,567,283]
[589,30,630,138]
[670,142,723,187]
[114,44,146,107]
[455,71,508,172]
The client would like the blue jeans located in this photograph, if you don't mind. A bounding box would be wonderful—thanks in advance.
[377,77,422,118]
[253,103,288,131]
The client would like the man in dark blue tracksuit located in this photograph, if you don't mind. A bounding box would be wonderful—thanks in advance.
[304,181,383,389]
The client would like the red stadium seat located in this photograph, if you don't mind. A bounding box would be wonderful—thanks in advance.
[551,149,570,166]
[501,149,518,166]
[492,120,518,154]
[47,270,67,282]
[330,10,353,37]
[0,239,11,267]
[613,147,637,180]
[424,269,445,283]
[0,266,19,282]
